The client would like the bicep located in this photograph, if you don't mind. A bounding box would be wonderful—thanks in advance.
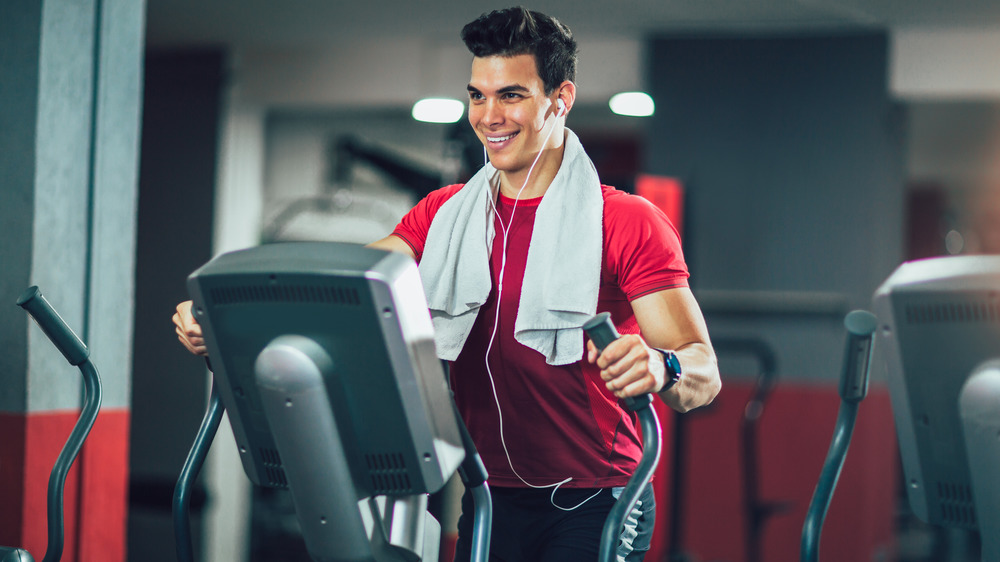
[630,287,711,351]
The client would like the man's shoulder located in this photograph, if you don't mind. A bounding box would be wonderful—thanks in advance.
[419,183,466,212]
[431,183,466,201]
[601,185,660,216]
[600,185,682,244]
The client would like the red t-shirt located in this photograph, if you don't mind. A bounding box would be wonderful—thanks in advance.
[392,184,689,488]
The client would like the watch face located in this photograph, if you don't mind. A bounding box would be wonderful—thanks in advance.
[658,349,682,392]
[664,350,681,377]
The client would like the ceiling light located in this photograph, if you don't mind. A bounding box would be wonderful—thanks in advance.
[412,98,465,124]
[609,92,655,117]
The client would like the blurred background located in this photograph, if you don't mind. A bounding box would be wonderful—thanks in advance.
[3,0,1000,561]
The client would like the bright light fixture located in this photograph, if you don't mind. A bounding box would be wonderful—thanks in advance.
[609,92,655,117]
[412,98,465,123]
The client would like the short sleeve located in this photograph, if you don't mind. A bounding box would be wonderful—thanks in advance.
[603,189,690,300]
[391,184,464,262]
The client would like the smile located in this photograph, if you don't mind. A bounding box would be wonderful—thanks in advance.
[487,132,518,143]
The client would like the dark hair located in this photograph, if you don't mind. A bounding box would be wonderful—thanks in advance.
[460,6,578,95]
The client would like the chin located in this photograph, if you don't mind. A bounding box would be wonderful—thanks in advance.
[485,153,513,170]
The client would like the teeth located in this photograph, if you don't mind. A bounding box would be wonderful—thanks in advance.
[488,132,517,143]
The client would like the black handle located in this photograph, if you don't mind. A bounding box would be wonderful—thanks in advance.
[582,312,653,412]
[17,286,89,366]
[839,310,877,402]
[583,312,620,351]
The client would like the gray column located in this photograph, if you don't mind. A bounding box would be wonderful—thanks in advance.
[0,0,143,413]
[0,0,143,558]
[0,1,43,413]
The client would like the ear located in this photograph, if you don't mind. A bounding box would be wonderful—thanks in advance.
[554,81,577,116]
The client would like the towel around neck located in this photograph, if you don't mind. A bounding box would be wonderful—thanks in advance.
[418,129,603,366]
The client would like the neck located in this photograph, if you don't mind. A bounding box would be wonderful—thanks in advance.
[497,134,567,200]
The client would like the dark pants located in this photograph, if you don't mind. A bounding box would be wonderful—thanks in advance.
[453,484,655,562]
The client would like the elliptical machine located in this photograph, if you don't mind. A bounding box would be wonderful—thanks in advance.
[172,242,664,562]
[0,288,103,562]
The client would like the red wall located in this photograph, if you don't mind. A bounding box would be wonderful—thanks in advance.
[650,380,898,561]
[0,410,130,561]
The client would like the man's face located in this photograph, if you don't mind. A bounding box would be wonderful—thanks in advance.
[467,54,562,183]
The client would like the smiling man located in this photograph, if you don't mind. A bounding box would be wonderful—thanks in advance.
[464,51,569,199]
[174,6,719,561]
[371,7,720,561]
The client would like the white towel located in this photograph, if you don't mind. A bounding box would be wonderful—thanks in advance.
[419,129,603,365]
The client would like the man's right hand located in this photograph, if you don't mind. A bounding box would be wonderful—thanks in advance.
[173,300,208,356]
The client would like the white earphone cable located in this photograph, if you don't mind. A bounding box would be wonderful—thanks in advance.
[481,107,600,511]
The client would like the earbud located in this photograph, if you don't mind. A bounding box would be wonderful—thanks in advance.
[557,98,566,116]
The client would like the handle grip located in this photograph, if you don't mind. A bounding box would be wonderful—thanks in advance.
[17,286,89,366]
[583,312,653,412]
[582,312,619,352]
[839,310,877,402]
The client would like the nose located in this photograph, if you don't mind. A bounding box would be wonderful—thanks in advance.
[479,99,503,127]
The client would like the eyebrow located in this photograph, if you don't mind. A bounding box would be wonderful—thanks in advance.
[467,84,531,96]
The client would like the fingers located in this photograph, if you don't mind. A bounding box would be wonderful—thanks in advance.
[174,300,208,356]
[173,301,203,338]
[595,335,664,398]
[586,340,598,364]
[614,373,661,398]
[175,325,207,356]
[175,300,195,328]
[604,363,657,398]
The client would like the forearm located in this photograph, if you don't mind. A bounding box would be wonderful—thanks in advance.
[658,342,720,413]
[367,234,416,259]
[628,288,721,413]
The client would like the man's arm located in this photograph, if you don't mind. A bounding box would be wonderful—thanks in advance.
[367,234,416,259]
[587,286,721,413]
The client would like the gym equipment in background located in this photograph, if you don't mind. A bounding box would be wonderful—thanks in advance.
[800,310,878,561]
[873,255,1000,561]
[1,288,103,562]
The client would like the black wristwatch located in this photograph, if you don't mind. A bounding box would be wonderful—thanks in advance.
[655,348,682,392]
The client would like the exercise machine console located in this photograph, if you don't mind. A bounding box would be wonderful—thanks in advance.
[177,242,487,561]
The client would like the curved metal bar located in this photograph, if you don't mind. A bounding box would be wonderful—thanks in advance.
[41,360,102,562]
[800,402,859,562]
[173,382,225,562]
[599,401,661,562]
[470,482,493,562]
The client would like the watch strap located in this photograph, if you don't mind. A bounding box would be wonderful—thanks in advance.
[655,348,682,392]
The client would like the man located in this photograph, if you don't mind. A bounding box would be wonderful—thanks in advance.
[175,7,720,561]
